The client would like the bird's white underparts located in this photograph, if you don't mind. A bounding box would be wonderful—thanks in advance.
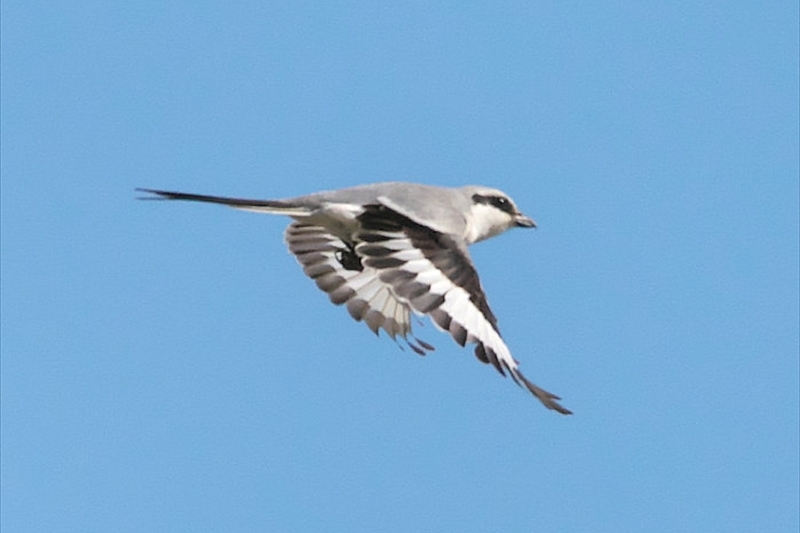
[138,182,571,415]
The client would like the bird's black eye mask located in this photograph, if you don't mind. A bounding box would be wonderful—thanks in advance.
[471,193,515,215]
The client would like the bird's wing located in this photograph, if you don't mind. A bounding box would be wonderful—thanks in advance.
[353,205,571,414]
[285,222,438,355]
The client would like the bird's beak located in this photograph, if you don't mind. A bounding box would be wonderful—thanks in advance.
[515,214,537,228]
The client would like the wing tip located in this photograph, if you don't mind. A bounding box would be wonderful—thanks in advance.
[518,373,573,415]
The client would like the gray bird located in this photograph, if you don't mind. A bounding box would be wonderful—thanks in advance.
[138,182,571,414]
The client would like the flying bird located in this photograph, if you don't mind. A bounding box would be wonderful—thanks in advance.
[138,182,571,414]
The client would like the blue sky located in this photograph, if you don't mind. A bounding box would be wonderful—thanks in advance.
[2,2,798,532]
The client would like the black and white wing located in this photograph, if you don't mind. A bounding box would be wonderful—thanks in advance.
[356,205,570,414]
[285,222,433,354]
[286,204,571,415]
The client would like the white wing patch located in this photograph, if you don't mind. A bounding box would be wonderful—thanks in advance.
[357,229,514,373]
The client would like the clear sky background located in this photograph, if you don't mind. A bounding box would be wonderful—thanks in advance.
[2,2,798,532]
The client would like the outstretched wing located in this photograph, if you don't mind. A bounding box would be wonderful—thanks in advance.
[285,222,434,355]
[354,205,571,414]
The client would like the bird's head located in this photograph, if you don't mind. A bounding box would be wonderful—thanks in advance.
[462,186,536,244]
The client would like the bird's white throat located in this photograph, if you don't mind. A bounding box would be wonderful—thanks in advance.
[464,202,517,244]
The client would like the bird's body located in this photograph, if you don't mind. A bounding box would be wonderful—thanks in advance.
[139,182,571,414]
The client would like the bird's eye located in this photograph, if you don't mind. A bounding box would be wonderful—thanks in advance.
[490,196,514,213]
[471,193,515,214]
[492,197,508,207]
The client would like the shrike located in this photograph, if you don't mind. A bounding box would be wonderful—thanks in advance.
[138,182,571,414]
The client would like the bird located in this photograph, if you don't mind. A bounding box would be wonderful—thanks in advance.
[137,182,571,414]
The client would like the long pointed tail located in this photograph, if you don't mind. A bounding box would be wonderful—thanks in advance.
[136,188,310,215]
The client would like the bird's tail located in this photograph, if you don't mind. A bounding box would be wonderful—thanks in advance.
[136,188,311,216]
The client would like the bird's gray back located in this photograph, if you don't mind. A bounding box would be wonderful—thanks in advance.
[284,182,471,237]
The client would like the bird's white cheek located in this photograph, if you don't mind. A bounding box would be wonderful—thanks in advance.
[465,204,513,243]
